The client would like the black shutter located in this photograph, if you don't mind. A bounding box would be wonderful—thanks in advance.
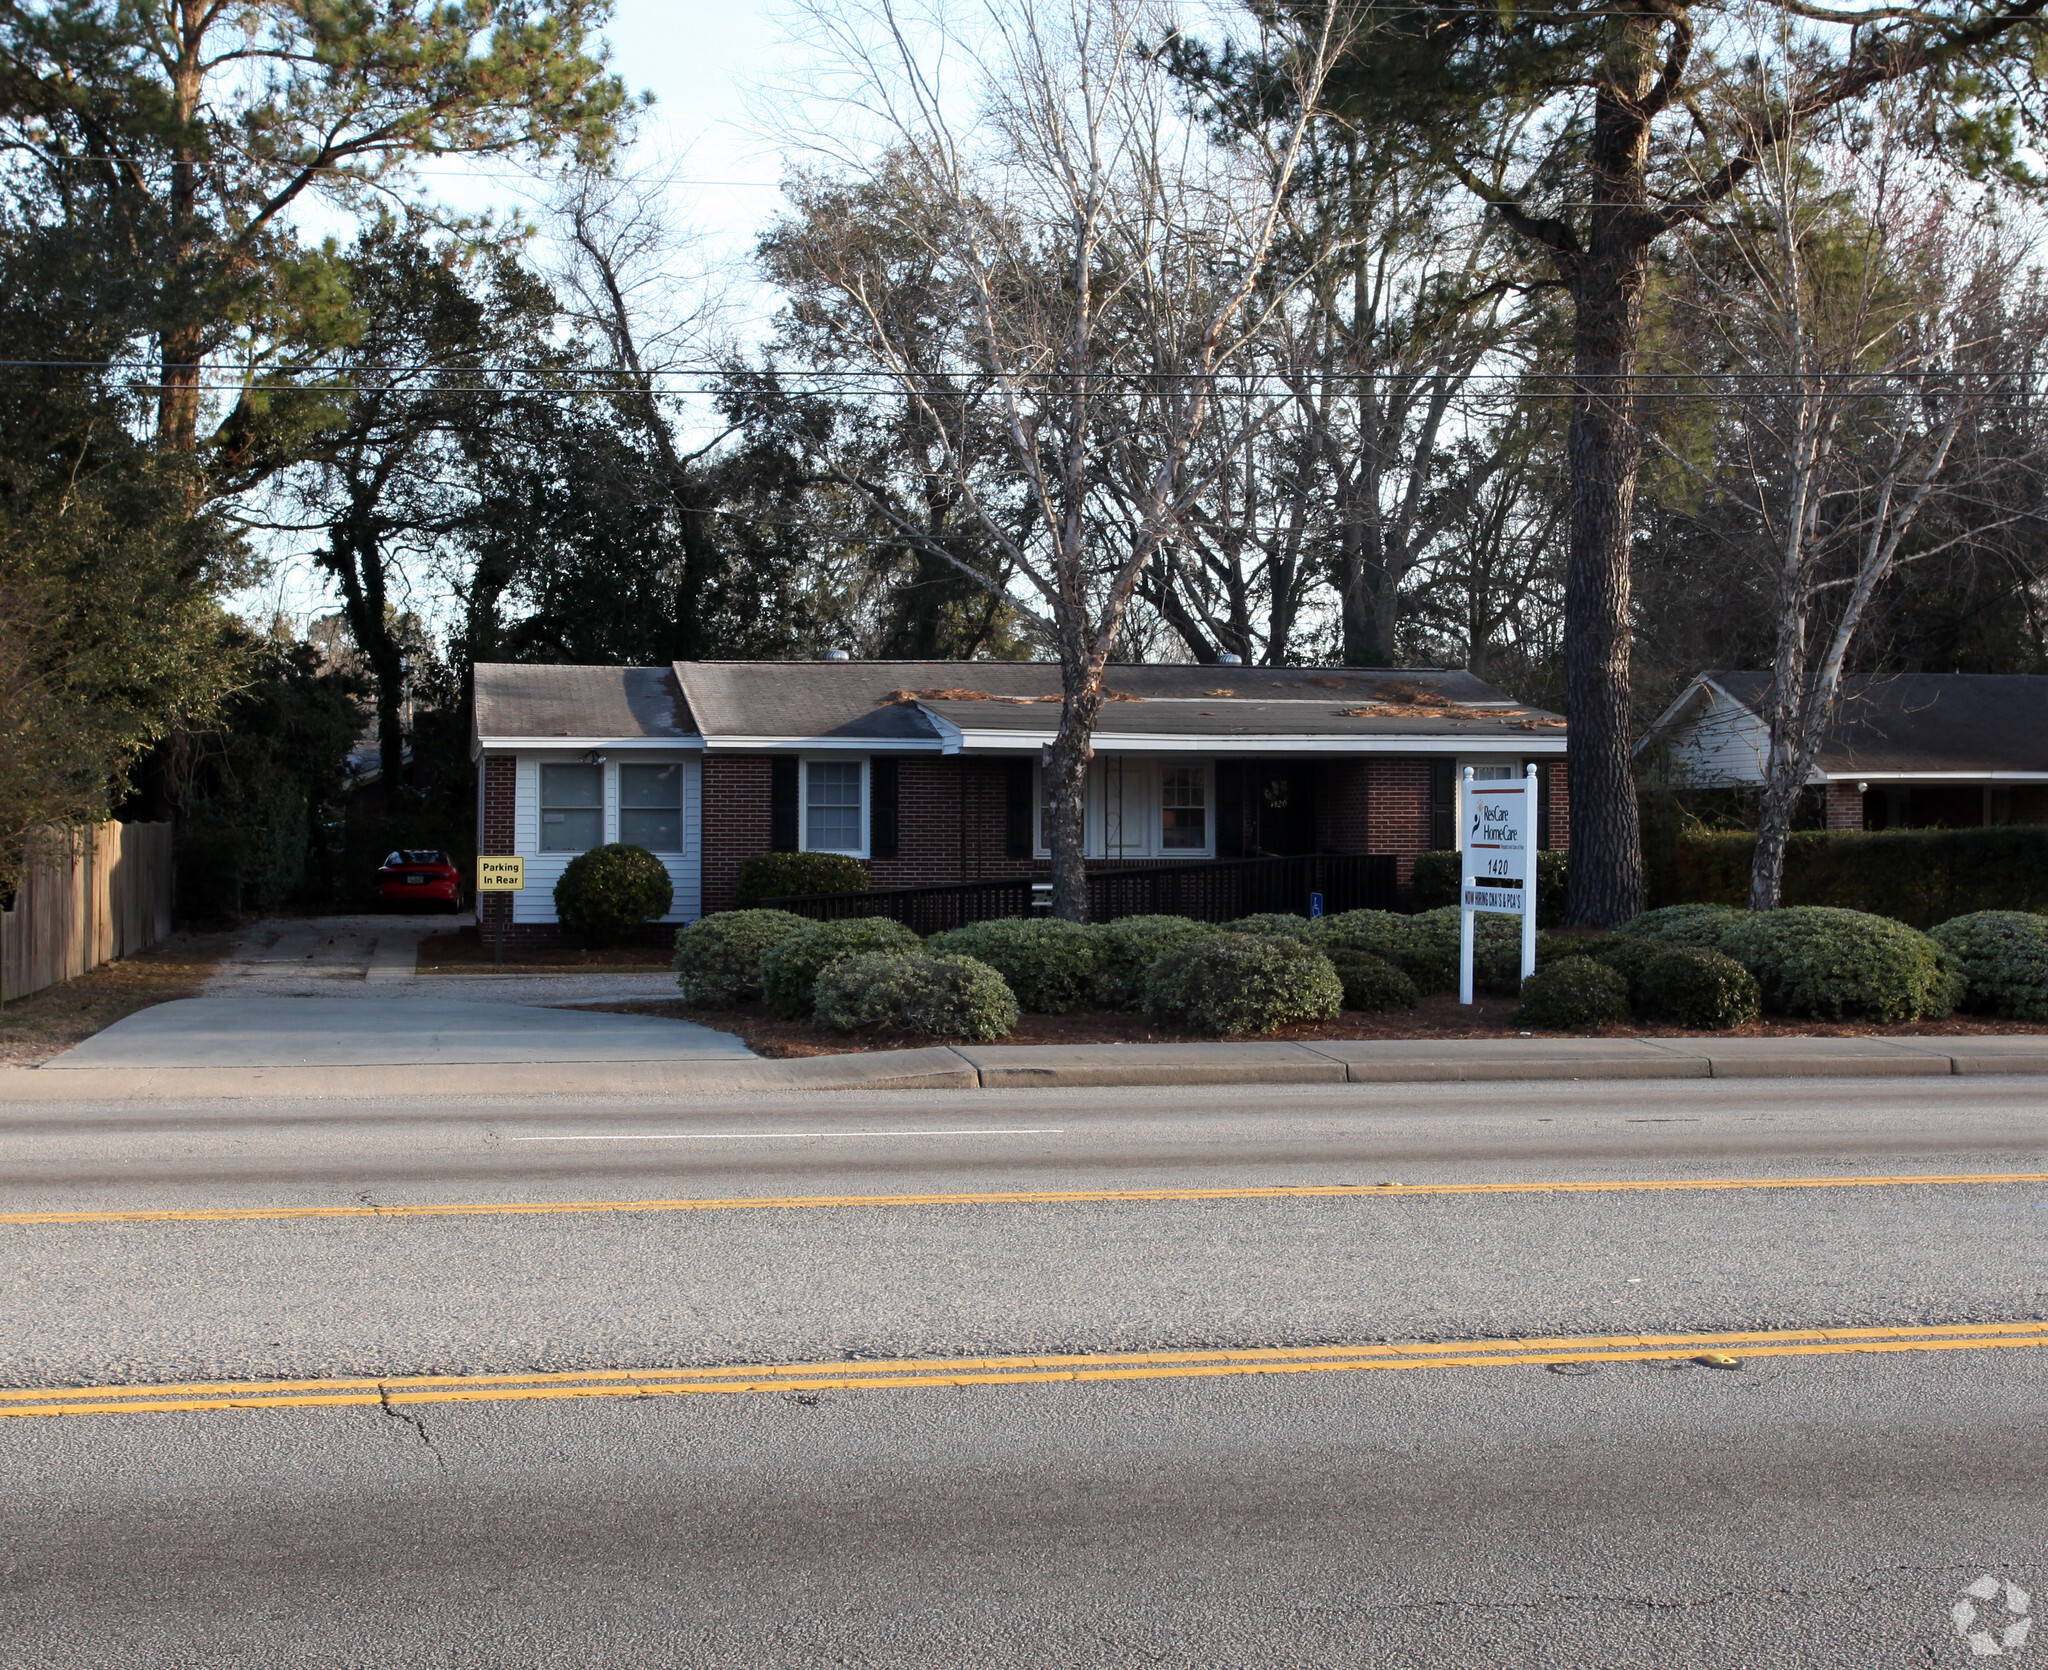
[770,757,798,852]
[1214,760,1247,858]
[1530,761,1551,850]
[1003,758,1034,858]
[1428,760,1456,851]
[869,757,899,859]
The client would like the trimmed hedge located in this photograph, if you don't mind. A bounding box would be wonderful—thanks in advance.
[1411,906,1528,995]
[1718,906,1958,1022]
[1142,933,1344,1037]
[1092,915,1221,1008]
[553,844,673,942]
[1675,827,2048,928]
[1517,959,1631,1030]
[1219,912,1315,941]
[926,917,1103,1014]
[1326,948,1419,1012]
[1926,911,2048,1021]
[1616,903,1741,950]
[1411,849,1567,927]
[735,852,869,910]
[671,909,811,1006]
[760,917,921,1019]
[1585,935,1668,1005]
[1309,910,1456,993]
[1634,947,1761,1030]
[812,951,1018,1041]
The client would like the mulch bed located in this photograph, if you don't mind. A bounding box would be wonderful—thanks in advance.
[0,932,238,1067]
[557,990,2048,1060]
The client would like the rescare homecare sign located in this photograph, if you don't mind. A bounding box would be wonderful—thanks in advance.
[1458,768,1538,1004]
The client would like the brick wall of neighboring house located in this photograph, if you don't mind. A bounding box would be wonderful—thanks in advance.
[1825,781,1864,831]
[1315,761,1373,855]
[1544,760,1571,850]
[700,754,775,914]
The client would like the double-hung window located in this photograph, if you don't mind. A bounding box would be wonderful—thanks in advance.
[620,763,683,852]
[538,763,603,853]
[804,760,866,855]
[1035,759,1213,859]
[1159,765,1208,850]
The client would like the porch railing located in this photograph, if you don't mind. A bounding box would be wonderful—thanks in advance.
[761,852,1399,936]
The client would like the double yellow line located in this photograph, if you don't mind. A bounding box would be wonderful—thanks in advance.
[5,1323,2046,1419]
[5,1170,2047,1227]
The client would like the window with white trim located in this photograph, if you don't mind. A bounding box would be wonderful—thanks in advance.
[803,758,867,855]
[539,763,603,853]
[619,763,683,852]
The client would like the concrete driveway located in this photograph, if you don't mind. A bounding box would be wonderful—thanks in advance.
[44,915,748,1070]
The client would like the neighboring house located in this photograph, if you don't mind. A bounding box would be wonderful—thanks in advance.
[471,659,1570,935]
[1639,671,2048,831]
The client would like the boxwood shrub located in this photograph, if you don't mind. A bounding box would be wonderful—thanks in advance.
[1717,906,1958,1022]
[812,951,1018,1042]
[1325,948,1419,1012]
[1309,910,1456,993]
[1615,903,1741,951]
[553,844,673,942]
[1584,935,1668,1006]
[1410,906,1529,995]
[1142,933,1344,1037]
[1926,910,2048,1021]
[1516,959,1631,1031]
[671,909,811,1006]
[760,917,922,1019]
[735,852,869,909]
[1092,915,1221,1009]
[925,917,1103,1014]
[1633,947,1761,1030]
[1219,912,1315,941]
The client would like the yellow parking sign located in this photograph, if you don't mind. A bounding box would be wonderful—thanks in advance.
[477,856,525,892]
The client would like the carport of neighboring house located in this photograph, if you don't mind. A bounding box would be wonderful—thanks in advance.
[470,659,1570,936]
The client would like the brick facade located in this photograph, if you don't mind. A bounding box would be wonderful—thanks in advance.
[1314,761,1374,855]
[477,755,517,941]
[701,754,776,914]
[1825,781,1864,831]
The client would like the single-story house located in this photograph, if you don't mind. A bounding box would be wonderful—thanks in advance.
[471,659,1569,936]
[1639,671,2048,830]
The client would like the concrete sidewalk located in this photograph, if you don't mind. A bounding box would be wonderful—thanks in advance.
[3,1030,2045,1101]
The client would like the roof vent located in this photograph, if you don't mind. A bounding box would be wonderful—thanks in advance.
[1216,652,1243,666]
[824,648,852,662]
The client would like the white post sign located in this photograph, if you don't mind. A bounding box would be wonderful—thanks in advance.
[1457,763,1540,1005]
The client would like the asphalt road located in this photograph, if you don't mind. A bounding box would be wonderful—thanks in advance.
[2,1076,2045,1667]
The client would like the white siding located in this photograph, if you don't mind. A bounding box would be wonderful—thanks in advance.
[1656,686,1783,787]
[510,749,703,924]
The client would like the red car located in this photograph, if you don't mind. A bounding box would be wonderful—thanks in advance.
[376,849,463,913]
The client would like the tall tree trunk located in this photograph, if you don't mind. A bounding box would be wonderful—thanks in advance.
[1046,646,1105,922]
[1339,516,1399,666]
[1560,37,1660,929]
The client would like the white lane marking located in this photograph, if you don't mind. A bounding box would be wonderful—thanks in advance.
[508,1128,1068,1143]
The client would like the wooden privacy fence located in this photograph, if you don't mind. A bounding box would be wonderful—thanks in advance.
[0,822,174,1003]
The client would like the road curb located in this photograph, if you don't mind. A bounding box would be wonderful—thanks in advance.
[1,1034,2044,1101]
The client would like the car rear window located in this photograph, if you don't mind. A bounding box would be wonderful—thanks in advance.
[386,850,444,866]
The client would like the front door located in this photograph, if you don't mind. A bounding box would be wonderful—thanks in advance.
[1217,761,1319,857]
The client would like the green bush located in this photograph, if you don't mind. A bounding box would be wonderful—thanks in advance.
[1926,911,2048,1020]
[553,844,673,942]
[925,917,1104,1014]
[1410,848,1566,927]
[735,852,870,910]
[1585,935,1668,1005]
[1091,915,1222,1008]
[1633,947,1761,1030]
[1516,958,1632,1031]
[1616,903,1742,951]
[1219,912,1314,941]
[1675,827,2048,928]
[670,909,811,1006]
[1718,906,1959,1022]
[1535,931,1602,964]
[1142,933,1344,1037]
[1311,909,1458,992]
[1326,948,1419,1012]
[1410,906,1530,995]
[760,917,922,1019]
[812,951,1019,1042]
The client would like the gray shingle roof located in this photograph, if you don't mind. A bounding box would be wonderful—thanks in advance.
[474,664,696,742]
[1708,672,2048,774]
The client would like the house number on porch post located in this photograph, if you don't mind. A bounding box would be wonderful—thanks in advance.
[1457,765,1539,1006]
